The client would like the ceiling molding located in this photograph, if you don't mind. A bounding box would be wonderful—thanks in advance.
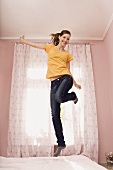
[102,13,113,40]
[71,37,103,41]
[0,36,103,41]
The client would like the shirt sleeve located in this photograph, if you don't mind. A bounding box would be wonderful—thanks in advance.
[45,44,53,53]
[67,53,73,62]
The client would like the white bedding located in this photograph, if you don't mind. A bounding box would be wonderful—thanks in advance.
[0,155,106,170]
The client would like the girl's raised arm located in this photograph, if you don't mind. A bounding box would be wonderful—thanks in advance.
[19,35,46,50]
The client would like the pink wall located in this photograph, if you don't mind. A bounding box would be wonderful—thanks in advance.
[104,21,113,118]
[0,23,113,162]
[0,41,14,156]
[91,41,113,163]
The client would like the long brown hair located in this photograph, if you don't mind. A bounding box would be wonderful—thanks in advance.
[50,30,71,46]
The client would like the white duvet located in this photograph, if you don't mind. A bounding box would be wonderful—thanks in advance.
[0,155,106,170]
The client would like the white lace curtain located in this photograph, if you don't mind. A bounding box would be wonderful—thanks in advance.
[7,43,98,162]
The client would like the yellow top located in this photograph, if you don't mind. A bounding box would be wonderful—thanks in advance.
[45,44,73,79]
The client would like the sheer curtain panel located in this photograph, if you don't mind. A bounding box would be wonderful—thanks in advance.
[7,43,98,162]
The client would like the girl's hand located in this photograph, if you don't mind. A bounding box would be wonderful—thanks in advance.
[76,84,81,89]
[74,83,81,89]
[19,35,25,43]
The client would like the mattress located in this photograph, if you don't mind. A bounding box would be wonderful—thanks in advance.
[0,155,106,170]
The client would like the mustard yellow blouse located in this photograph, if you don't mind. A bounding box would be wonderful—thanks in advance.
[45,44,73,79]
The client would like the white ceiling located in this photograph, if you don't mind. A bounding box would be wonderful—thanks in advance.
[0,0,113,40]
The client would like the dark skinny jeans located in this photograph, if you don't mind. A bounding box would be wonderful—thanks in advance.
[50,75,76,147]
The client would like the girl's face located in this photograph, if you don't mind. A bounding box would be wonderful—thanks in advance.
[59,33,70,47]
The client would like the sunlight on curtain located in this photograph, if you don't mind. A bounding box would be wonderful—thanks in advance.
[7,44,54,157]
[26,68,49,139]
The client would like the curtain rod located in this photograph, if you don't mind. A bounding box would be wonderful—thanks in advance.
[70,42,94,45]
[12,42,94,45]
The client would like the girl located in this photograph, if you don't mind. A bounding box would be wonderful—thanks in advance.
[20,30,81,157]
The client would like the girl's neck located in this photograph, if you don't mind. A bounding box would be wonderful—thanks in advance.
[56,44,65,52]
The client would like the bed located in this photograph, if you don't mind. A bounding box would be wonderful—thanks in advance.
[0,155,106,170]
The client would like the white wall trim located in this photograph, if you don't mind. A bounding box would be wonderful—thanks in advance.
[0,36,103,41]
[102,13,113,40]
